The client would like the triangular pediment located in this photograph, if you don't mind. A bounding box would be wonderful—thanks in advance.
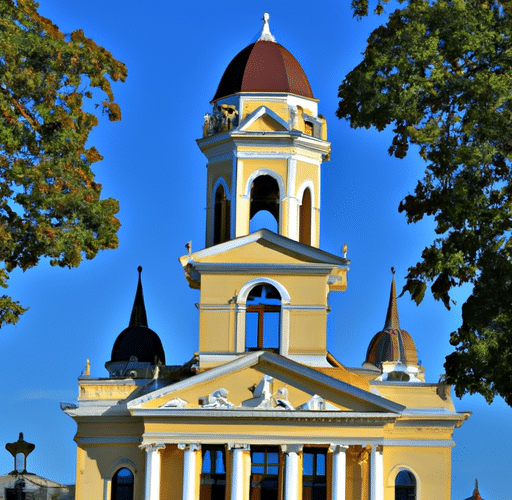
[180,230,348,267]
[127,351,404,415]
[238,106,289,133]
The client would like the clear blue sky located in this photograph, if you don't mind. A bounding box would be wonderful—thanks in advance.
[1,1,510,499]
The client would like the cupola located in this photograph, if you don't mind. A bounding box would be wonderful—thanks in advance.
[199,13,330,249]
[106,267,166,378]
[212,14,313,102]
[363,269,423,382]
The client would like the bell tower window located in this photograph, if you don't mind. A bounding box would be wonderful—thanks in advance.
[214,184,230,245]
[246,284,281,352]
[299,187,312,245]
[249,175,280,233]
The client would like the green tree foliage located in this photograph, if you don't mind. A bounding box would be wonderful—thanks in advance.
[340,0,512,405]
[0,0,127,326]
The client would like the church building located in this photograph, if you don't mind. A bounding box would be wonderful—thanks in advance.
[63,14,469,500]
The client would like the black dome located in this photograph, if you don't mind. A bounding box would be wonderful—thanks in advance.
[108,266,165,366]
[110,325,165,364]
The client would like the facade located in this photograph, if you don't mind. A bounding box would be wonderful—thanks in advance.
[63,14,469,500]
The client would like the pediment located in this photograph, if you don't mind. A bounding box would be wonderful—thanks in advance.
[128,351,404,415]
[238,106,289,133]
[180,230,348,267]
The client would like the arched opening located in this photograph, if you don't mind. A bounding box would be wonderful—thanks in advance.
[246,284,281,352]
[299,187,312,245]
[249,210,278,233]
[395,470,416,500]
[213,184,230,245]
[250,175,280,232]
[200,446,226,500]
[304,120,314,136]
[112,467,134,500]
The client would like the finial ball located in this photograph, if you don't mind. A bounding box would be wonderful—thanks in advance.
[137,266,142,274]
[263,12,270,21]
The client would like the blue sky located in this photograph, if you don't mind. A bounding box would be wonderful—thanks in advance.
[1,1,510,498]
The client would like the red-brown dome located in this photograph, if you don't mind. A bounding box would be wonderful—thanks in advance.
[212,40,314,102]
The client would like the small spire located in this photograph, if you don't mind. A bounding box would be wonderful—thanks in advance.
[259,13,275,42]
[129,266,148,328]
[383,267,401,331]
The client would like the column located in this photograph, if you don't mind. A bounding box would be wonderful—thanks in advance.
[282,444,302,500]
[178,443,201,500]
[370,445,383,500]
[141,443,165,500]
[331,445,348,500]
[229,444,250,500]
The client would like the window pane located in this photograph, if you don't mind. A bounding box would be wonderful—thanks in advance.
[252,452,265,464]
[316,453,326,476]
[252,465,264,474]
[246,313,259,349]
[215,450,225,474]
[396,470,415,486]
[267,452,279,465]
[267,466,279,475]
[303,453,314,475]
[263,312,279,348]
[202,450,212,473]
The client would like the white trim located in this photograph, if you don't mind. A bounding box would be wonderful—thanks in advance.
[212,177,231,201]
[106,457,137,478]
[287,157,298,239]
[388,464,421,500]
[231,152,237,239]
[236,278,291,356]
[238,106,289,132]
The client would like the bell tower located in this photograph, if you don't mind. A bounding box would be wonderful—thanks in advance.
[182,14,347,369]
[199,13,330,248]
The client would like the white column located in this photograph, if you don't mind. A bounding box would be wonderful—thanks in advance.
[103,478,111,500]
[230,444,249,500]
[331,445,348,500]
[282,444,302,500]
[178,443,201,500]
[141,443,165,500]
[370,445,384,500]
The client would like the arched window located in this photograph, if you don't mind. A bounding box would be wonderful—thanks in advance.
[250,175,280,232]
[213,184,230,245]
[246,284,281,352]
[200,446,226,500]
[395,470,416,500]
[299,187,312,245]
[112,467,134,500]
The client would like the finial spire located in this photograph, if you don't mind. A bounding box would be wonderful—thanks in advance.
[383,267,401,331]
[259,13,275,42]
[129,266,148,328]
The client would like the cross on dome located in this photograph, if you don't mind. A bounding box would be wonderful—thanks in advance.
[259,12,275,42]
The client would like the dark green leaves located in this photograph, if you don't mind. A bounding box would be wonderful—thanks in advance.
[342,0,512,406]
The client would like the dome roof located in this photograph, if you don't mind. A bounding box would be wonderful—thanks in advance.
[109,267,165,365]
[365,270,418,367]
[212,15,313,102]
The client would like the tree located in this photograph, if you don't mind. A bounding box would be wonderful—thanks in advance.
[340,0,512,405]
[0,0,127,326]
